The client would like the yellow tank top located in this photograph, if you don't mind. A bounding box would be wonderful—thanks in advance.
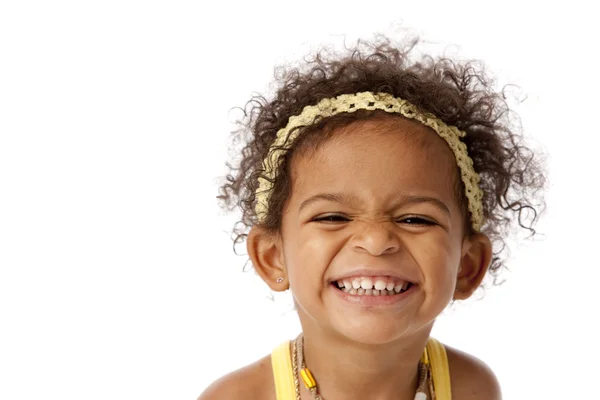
[271,337,451,400]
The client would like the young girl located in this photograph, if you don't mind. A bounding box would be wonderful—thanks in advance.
[200,36,545,400]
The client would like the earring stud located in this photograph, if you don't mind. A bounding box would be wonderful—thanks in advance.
[276,277,284,283]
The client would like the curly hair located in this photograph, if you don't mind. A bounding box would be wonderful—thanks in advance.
[217,35,546,281]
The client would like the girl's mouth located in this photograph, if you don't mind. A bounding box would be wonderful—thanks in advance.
[331,277,413,296]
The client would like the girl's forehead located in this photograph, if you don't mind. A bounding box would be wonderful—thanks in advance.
[288,118,459,206]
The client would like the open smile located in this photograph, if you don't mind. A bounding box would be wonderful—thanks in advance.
[329,276,416,305]
[333,277,413,296]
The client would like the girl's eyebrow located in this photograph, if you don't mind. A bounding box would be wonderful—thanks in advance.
[298,192,451,216]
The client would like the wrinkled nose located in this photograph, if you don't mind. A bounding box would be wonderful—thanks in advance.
[351,222,401,256]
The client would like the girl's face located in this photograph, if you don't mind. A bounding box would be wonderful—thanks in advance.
[279,117,472,345]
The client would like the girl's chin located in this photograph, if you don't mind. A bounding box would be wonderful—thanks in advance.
[329,320,414,346]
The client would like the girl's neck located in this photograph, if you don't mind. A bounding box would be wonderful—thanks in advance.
[299,328,432,400]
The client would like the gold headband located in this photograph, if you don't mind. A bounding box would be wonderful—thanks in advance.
[255,92,484,231]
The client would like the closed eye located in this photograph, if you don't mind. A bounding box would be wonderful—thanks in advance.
[312,214,350,223]
[398,216,436,226]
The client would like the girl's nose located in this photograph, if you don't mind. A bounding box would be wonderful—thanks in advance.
[351,222,401,256]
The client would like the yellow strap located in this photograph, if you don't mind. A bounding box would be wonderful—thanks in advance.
[271,341,295,400]
[271,338,451,400]
[426,338,452,400]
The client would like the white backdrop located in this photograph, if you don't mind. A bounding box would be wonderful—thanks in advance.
[1,1,598,399]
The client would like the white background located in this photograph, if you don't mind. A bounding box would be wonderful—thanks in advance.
[1,1,598,399]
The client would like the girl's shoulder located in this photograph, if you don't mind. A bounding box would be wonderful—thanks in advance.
[445,345,502,400]
[197,355,275,400]
[197,343,501,400]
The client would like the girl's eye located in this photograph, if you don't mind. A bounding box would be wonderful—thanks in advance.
[398,216,436,226]
[313,214,349,223]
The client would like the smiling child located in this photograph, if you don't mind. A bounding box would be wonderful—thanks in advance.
[200,36,545,400]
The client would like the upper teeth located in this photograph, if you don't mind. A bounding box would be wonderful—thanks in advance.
[337,277,409,293]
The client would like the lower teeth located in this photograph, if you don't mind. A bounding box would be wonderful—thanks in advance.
[340,287,404,296]
[336,283,411,296]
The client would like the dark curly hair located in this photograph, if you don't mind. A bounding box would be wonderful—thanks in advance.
[217,35,546,282]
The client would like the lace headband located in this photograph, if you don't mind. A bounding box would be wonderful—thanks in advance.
[255,92,484,231]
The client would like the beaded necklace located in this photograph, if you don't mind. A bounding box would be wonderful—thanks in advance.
[291,334,433,400]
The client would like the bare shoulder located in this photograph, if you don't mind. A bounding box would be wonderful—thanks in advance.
[197,355,274,400]
[445,345,502,400]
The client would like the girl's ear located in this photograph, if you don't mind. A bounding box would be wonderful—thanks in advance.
[246,226,289,291]
[454,233,493,300]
